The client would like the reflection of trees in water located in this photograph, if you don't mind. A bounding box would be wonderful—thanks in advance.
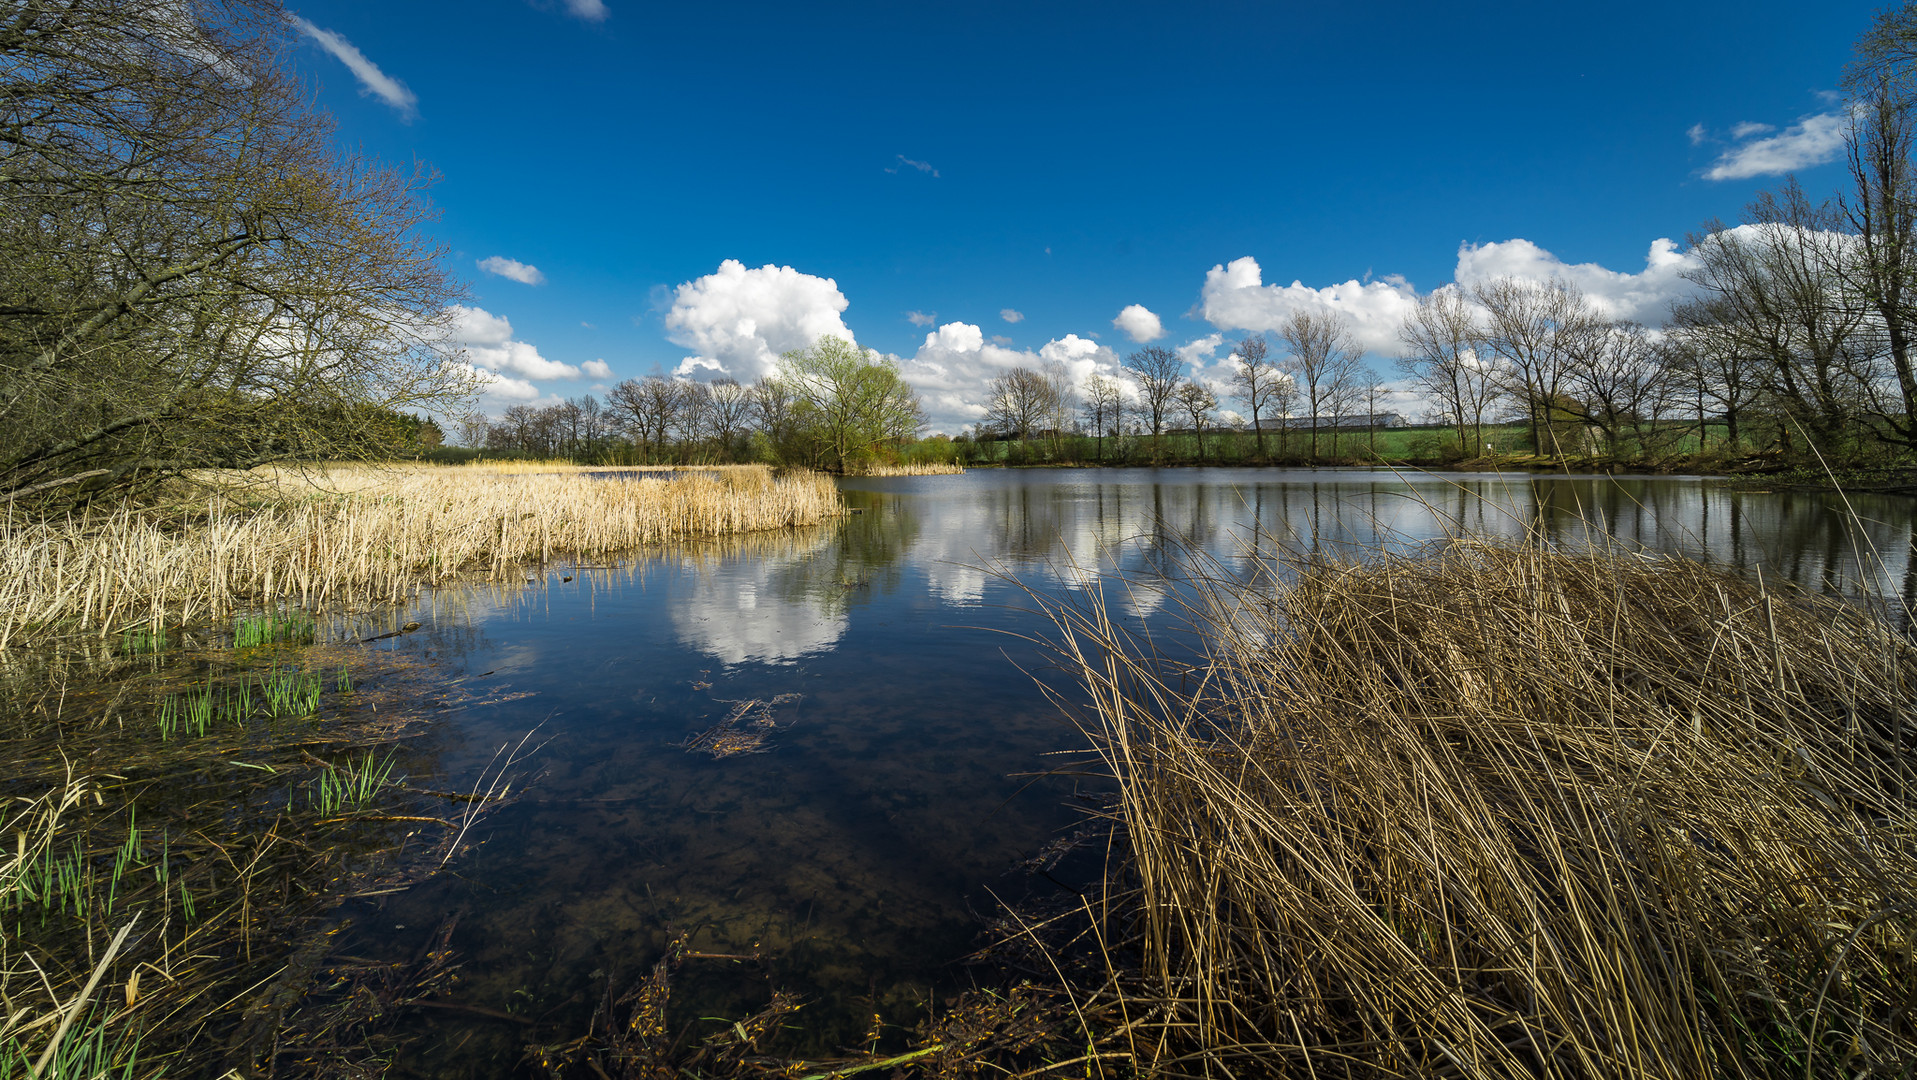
[1522,479,1915,605]
[533,475,1917,660]
[764,494,923,618]
[881,474,1917,616]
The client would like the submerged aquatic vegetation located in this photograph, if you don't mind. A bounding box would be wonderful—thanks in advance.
[679,694,802,758]
[117,623,166,657]
[0,637,534,1079]
[1027,538,1917,1079]
[310,750,397,815]
[233,608,316,648]
[154,663,338,739]
[0,464,843,644]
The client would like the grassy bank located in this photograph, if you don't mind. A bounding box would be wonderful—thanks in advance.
[0,464,841,644]
[1037,540,1917,1078]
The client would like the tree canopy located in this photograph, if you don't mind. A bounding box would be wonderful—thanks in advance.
[0,0,470,505]
[760,336,924,472]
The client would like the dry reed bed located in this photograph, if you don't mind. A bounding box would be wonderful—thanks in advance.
[0,465,841,643]
[862,461,966,476]
[1043,541,1917,1079]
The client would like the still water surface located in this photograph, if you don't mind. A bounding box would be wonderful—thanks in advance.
[368,468,1917,1072]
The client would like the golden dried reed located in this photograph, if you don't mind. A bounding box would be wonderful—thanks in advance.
[862,462,966,476]
[1041,540,1917,1079]
[0,465,840,642]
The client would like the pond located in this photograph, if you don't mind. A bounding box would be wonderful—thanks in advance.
[329,467,1917,1072]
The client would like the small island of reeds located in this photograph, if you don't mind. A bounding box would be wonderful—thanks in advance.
[0,462,841,644]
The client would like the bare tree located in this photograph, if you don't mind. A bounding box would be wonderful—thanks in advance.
[1278,311,1361,460]
[575,395,607,456]
[1667,299,1763,449]
[986,367,1056,444]
[454,412,492,450]
[1837,82,1917,450]
[674,382,708,455]
[1680,187,1873,453]
[1123,346,1183,461]
[1398,288,1499,457]
[1471,277,1592,456]
[1082,373,1125,461]
[1041,359,1078,454]
[1229,334,1283,459]
[604,377,680,461]
[1175,381,1219,461]
[750,375,806,463]
[1559,321,1672,458]
[702,379,754,459]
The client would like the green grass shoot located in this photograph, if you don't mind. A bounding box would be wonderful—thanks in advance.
[311,750,398,816]
[233,609,316,649]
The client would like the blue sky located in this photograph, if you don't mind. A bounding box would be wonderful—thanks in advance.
[288,0,1877,430]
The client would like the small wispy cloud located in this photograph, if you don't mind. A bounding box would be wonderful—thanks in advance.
[288,16,417,120]
[1000,308,1024,324]
[906,310,937,327]
[1686,123,1707,146]
[886,155,940,178]
[563,0,609,21]
[1703,109,1853,181]
[478,256,546,285]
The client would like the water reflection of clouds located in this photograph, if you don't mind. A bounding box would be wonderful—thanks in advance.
[673,473,1917,665]
[866,471,1917,619]
[670,542,848,666]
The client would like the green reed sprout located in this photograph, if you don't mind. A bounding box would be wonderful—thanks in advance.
[233,609,316,649]
[118,622,167,656]
[156,685,214,739]
[259,666,324,718]
[311,751,397,816]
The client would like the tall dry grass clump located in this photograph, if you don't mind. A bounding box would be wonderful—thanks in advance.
[1044,541,1917,1079]
[0,464,840,642]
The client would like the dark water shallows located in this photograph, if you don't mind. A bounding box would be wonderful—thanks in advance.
[363,468,1917,1071]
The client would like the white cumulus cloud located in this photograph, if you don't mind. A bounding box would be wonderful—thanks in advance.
[288,16,417,120]
[1452,237,1697,322]
[478,256,546,285]
[581,359,613,379]
[468,367,541,406]
[1000,308,1024,323]
[663,260,853,381]
[447,305,580,381]
[1198,258,1420,353]
[1704,110,1851,180]
[891,322,1121,431]
[1113,304,1164,342]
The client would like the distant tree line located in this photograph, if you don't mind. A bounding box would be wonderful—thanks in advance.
[1400,3,1917,469]
[459,337,925,473]
[969,315,1392,467]
[964,6,1917,472]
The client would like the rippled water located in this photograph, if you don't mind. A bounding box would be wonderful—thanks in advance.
[357,468,1917,1073]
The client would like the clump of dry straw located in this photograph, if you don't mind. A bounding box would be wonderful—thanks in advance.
[1043,538,1917,1079]
[0,463,840,642]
